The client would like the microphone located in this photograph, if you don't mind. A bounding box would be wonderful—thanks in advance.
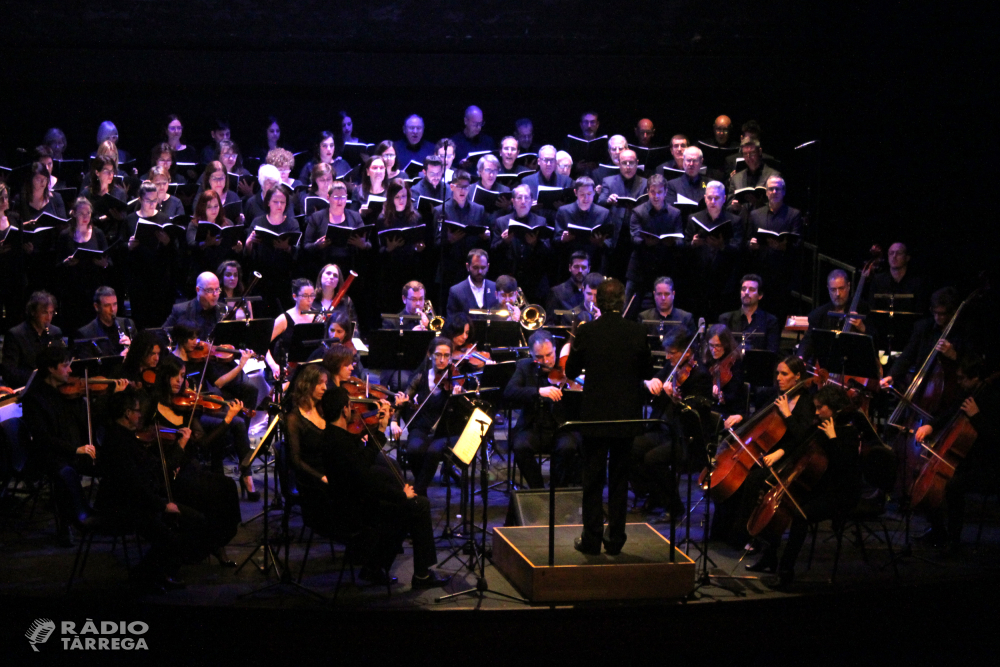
[698,317,706,333]
[25,618,56,652]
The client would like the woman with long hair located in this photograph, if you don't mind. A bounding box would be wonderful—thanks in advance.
[54,197,110,330]
[187,189,243,277]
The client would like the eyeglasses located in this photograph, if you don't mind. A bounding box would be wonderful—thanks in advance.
[209,175,226,183]
[381,153,396,160]
[200,288,222,295]
[538,158,555,164]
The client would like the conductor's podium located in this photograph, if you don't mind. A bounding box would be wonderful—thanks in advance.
[492,523,695,603]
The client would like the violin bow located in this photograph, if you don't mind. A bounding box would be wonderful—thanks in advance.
[402,343,479,434]
[186,339,215,430]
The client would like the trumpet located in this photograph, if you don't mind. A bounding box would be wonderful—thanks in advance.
[515,288,546,330]
[424,300,445,333]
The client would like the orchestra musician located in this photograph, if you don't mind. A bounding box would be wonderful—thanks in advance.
[163,271,225,341]
[118,330,163,387]
[394,337,465,497]
[913,354,999,552]
[265,278,318,381]
[217,260,253,321]
[635,326,712,519]
[796,268,874,362]
[73,286,136,359]
[148,356,244,565]
[704,324,748,422]
[495,275,521,322]
[306,311,367,381]
[167,324,256,499]
[718,274,782,354]
[880,287,963,391]
[503,329,582,488]
[445,248,498,317]
[314,263,358,324]
[1,290,64,388]
[745,384,862,587]
[21,345,127,546]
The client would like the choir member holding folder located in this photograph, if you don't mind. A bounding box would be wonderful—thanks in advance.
[55,197,110,331]
[125,182,180,326]
[246,184,300,315]
[303,180,370,278]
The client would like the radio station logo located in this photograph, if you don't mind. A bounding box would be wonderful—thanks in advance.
[25,618,149,652]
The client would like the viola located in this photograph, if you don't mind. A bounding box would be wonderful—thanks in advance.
[59,376,119,399]
[188,341,261,363]
[700,369,828,502]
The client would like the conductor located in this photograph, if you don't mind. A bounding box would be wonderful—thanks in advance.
[566,278,652,555]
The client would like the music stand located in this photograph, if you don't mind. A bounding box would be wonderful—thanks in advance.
[476,361,519,493]
[870,293,921,360]
[212,318,275,357]
[437,398,526,604]
[432,394,480,563]
[367,329,435,390]
[478,320,524,349]
[288,323,326,365]
[811,329,881,380]
[69,355,124,377]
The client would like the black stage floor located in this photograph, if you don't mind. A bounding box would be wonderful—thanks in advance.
[3,445,1000,662]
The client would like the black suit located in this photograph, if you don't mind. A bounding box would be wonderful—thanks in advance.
[446,278,498,317]
[491,212,552,301]
[503,358,581,488]
[0,322,63,387]
[73,317,137,359]
[718,308,781,354]
[163,299,223,341]
[598,174,648,278]
[566,312,652,551]
[797,300,876,363]
[554,202,612,273]
[546,279,584,325]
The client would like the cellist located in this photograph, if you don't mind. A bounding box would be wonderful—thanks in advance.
[913,355,999,553]
[745,384,862,587]
[880,287,964,394]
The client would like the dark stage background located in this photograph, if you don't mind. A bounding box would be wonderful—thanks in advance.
[2,1,987,295]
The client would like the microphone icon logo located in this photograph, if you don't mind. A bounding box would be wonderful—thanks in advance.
[25,619,56,652]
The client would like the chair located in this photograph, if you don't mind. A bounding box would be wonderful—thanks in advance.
[65,514,142,594]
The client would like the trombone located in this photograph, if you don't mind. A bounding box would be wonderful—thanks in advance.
[514,288,546,331]
[424,299,445,333]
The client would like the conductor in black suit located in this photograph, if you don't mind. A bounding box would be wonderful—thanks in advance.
[445,248,498,317]
[566,278,653,555]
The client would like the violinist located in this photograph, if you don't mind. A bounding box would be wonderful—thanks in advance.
[396,337,465,496]
[306,311,367,381]
[704,324,748,424]
[442,313,491,370]
[167,325,256,498]
[746,384,862,587]
[314,263,358,324]
[320,384,447,589]
[914,355,999,552]
[634,326,712,519]
[119,330,163,387]
[74,286,136,359]
[148,356,244,565]
[320,343,393,435]
[266,278,318,381]
[98,388,196,593]
[1,290,63,388]
[21,345,126,546]
[503,330,582,489]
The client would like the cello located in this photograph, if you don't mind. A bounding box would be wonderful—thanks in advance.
[909,373,996,510]
[700,369,827,502]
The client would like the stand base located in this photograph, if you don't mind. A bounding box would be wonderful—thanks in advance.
[492,523,695,602]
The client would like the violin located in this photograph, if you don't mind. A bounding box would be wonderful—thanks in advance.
[188,341,260,363]
[170,390,256,421]
[0,386,22,407]
[59,376,119,399]
[710,352,738,405]
[548,354,583,391]
[661,351,697,401]
[453,343,492,368]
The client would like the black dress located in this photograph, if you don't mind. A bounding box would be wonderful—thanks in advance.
[246,215,301,316]
[54,227,109,332]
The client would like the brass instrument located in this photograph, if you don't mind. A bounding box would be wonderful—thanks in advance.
[515,288,546,330]
[425,300,445,333]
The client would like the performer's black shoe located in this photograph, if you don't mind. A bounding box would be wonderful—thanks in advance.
[411,571,450,589]
[745,555,778,573]
[573,537,601,555]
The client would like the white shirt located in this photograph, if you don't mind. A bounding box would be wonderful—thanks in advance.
[468,277,486,308]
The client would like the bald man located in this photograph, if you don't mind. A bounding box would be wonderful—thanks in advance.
[698,115,740,170]
[590,134,630,183]
[666,146,712,208]
[634,119,656,148]
[163,272,226,340]
[395,115,436,172]
[451,105,496,163]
